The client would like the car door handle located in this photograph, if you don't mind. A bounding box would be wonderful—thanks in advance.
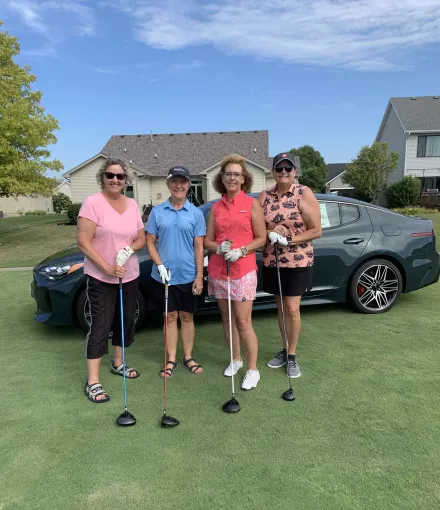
[343,238,364,245]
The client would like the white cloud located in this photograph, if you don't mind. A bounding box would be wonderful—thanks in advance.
[169,59,205,72]
[110,0,440,71]
[6,0,96,52]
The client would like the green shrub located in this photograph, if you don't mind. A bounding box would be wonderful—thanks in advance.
[391,207,435,216]
[24,210,47,215]
[53,192,72,213]
[385,176,421,208]
[67,203,82,225]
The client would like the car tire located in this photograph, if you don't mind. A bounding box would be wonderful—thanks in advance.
[349,258,403,314]
[75,287,147,332]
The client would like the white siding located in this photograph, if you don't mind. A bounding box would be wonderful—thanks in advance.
[377,106,406,184]
[69,156,106,203]
[405,134,440,177]
[150,178,170,205]
[136,177,152,211]
[54,182,71,198]
[0,195,54,216]
[265,176,276,189]
[329,174,352,190]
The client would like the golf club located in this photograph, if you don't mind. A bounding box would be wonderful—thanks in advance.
[161,274,180,427]
[116,277,137,426]
[274,243,295,402]
[223,241,241,413]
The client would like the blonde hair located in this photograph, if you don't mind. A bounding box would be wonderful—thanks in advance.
[96,158,134,191]
[213,154,253,194]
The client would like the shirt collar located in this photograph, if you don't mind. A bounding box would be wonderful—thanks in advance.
[269,182,295,197]
[221,190,246,205]
[164,198,190,210]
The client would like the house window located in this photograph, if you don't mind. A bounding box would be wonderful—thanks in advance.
[124,185,134,199]
[188,181,204,206]
[417,135,440,157]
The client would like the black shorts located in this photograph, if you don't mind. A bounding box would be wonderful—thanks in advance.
[262,265,313,297]
[150,277,199,314]
[86,275,139,359]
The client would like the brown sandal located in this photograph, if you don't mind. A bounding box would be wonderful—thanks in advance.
[183,357,203,375]
[159,361,177,378]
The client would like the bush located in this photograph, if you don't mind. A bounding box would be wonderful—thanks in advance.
[24,210,47,215]
[67,203,82,225]
[53,192,72,213]
[419,196,440,210]
[385,176,421,209]
[391,207,435,216]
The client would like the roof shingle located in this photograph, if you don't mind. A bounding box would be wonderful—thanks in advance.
[390,96,440,131]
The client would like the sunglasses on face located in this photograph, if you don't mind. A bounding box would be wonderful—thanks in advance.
[104,172,127,181]
[275,167,294,173]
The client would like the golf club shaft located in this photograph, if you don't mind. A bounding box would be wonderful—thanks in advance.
[226,259,235,397]
[274,244,293,393]
[163,282,168,415]
[119,278,128,411]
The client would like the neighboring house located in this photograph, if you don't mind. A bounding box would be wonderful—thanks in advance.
[63,130,301,211]
[375,96,440,190]
[53,180,72,199]
[0,194,54,216]
[325,163,354,197]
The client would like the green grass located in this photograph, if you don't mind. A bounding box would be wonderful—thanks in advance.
[0,213,76,268]
[1,272,440,509]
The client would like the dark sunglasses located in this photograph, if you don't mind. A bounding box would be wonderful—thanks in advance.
[275,167,294,173]
[104,172,126,181]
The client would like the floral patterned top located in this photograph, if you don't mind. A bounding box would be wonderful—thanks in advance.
[261,183,314,268]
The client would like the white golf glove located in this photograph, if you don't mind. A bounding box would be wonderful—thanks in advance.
[116,246,134,267]
[268,232,289,246]
[216,240,233,255]
[224,248,242,262]
[157,264,171,284]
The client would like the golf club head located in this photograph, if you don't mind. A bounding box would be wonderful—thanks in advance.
[282,389,295,402]
[223,397,241,413]
[116,410,137,426]
[161,415,180,427]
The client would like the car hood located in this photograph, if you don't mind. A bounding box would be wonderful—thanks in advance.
[35,245,84,269]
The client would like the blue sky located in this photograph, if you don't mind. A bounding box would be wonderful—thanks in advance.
[3,0,440,177]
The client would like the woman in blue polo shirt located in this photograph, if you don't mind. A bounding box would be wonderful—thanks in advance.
[145,166,206,378]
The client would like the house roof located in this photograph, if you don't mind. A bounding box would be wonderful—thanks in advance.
[376,96,440,140]
[326,163,347,184]
[100,130,301,177]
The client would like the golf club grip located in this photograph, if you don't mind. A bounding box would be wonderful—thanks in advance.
[225,238,232,277]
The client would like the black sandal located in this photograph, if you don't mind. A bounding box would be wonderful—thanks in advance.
[159,361,177,378]
[183,357,203,375]
[84,380,110,403]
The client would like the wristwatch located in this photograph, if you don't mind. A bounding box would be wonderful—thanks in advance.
[240,246,248,258]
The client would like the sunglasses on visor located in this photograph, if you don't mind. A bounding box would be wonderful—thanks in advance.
[275,166,294,173]
[104,172,127,180]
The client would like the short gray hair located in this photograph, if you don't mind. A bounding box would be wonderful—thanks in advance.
[96,158,134,190]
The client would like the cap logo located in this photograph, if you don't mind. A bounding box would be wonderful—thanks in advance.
[282,153,287,157]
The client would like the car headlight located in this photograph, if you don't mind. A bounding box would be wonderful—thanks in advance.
[39,263,83,281]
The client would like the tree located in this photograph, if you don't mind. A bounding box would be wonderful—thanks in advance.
[52,192,72,213]
[342,142,399,203]
[0,21,63,198]
[385,176,421,208]
[290,145,327,192]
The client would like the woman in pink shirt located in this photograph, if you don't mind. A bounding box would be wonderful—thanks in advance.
[77,159,146,403]
[204,154,266,391]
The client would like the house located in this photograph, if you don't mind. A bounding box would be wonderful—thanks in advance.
[0,194,54,217]
[63,130,301,211]
[325,163,354,197]
[375,96,440,191]
[53,180,72,199]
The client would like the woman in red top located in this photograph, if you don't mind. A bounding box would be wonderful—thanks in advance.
[204,154,266,390]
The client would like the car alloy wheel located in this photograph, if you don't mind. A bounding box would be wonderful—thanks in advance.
[356,263,400,312]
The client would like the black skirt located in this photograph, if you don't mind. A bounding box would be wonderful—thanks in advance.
[262,265,313,297]
[150,277,199,314]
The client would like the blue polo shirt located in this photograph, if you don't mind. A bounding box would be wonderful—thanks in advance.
[145,199,206,284]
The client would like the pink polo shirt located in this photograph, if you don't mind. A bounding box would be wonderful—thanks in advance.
[78,192,144,284]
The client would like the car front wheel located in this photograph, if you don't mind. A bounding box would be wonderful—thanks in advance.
[75,287,146,332]
[349,258,403,314]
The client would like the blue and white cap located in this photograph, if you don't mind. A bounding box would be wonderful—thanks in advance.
[167,166,191,180]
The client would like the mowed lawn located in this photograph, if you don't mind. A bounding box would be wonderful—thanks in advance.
[0,214,76,268]
[1,271,439,509]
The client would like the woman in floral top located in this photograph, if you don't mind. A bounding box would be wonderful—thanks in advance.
[258,152,322,379]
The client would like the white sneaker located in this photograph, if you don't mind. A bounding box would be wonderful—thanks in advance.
[241,370,260,391]
[224,359,243,377]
